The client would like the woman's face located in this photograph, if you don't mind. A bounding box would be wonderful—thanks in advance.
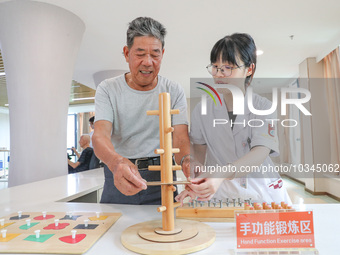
[212,56,253,95]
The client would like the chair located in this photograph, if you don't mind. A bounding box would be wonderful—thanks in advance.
[89,152,100,169]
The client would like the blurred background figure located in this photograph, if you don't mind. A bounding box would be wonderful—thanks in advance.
[89,116,95,148]
[68,134,93,174]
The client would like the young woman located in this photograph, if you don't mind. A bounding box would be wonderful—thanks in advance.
[177,33,291,204]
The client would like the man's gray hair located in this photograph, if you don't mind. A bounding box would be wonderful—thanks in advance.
[126,17,167,49]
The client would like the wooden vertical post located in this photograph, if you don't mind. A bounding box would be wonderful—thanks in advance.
[159,93,174,231]
[147,93,181,232]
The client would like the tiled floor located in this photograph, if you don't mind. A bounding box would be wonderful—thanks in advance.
[283,176,339,204]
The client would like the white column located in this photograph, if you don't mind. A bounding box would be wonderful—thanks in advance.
[0,1,85,186]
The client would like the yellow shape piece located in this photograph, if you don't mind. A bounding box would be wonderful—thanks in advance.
[0,222,15,229]
[88,215,108,221]
[0,233,21,242]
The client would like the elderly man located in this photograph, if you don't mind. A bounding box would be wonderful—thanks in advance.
[68,134,93,174]
[93,17,190,205]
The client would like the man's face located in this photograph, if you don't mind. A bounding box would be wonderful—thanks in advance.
[123,36,164,90]
[79,136,84,147]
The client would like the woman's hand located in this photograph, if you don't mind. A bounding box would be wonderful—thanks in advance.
[188,177,225,201]
[175,186,197,206]
[175,177,225,205]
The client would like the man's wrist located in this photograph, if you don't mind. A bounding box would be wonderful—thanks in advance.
[107,154,124,173]
[180,154,191,166]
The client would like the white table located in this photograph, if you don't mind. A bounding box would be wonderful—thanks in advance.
[0,169,338,254]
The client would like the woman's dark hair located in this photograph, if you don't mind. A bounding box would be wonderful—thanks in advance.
[210,33,257,86]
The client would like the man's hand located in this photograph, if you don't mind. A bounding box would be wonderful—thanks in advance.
[93,120,147,196]
[111,157,147,196]
[68,160,80,168]
[71,147,80,158]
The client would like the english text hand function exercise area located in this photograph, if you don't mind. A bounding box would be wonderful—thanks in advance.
[1,1,340,254]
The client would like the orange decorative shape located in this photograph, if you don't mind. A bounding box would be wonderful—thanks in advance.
[0,233,21,242]
[88,216,108,221]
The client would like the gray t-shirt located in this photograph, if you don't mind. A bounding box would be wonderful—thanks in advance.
[95,74,188,159]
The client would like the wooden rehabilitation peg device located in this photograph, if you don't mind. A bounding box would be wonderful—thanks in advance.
[121,92,216,255]
[146,93,181,232]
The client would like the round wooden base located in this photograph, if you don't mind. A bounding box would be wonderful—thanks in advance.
[138,220,198,243]
[121,219,215,255]
[154,227,182,236]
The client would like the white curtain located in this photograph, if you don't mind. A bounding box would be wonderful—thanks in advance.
[323,47,340,169]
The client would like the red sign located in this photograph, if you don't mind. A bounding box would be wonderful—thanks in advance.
[236,211,315,249]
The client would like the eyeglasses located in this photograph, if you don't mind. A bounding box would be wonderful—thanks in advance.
[206,64,245,76]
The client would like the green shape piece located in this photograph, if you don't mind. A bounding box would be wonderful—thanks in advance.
[24,234,54,243]
[19,222,39,230]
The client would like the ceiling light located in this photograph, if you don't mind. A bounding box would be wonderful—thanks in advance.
[72,97,95,101]
[0,72,5,76]
[256,50,264,56]
[4,104,9,106]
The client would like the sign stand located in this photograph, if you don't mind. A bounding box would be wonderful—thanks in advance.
[235,210,319,255]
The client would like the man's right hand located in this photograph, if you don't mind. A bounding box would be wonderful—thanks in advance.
[92,120,147,196]
[111,157,147,196]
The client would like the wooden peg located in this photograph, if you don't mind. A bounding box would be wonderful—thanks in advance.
[173,202,181,208]
[172,165,182,170]
[172,148,180,153]
[157,206,167,212]
[148,165,182,171]
[165,127,174,133]
[170,109,180,115]
[146,110,159,115]
[148,165,161,171]
[154,149,164,154]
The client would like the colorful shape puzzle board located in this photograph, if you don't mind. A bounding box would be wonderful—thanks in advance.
[0,212,121,254]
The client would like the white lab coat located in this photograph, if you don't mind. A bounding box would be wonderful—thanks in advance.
[190,89,292,204]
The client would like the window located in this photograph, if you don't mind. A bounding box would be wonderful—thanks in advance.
[67,114,77,157]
